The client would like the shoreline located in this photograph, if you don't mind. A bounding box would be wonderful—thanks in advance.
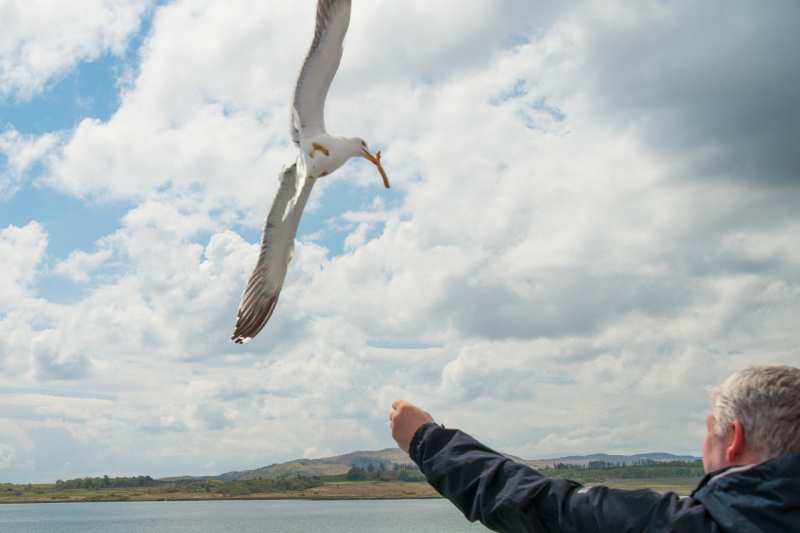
[0,476,702,505]
[0,495,444,505]
[0,480,443,504]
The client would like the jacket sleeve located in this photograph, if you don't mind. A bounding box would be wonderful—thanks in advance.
[409,423,719,533]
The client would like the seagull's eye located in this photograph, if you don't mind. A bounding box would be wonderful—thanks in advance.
[361,141,366,147]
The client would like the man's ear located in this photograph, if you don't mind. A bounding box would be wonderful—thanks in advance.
[725,420,746,463]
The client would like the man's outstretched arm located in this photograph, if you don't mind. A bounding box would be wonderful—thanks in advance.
[390,400,718,533]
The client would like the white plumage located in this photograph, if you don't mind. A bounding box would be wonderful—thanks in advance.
[231,0,388,344]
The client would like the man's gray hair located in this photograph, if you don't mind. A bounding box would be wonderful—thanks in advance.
[711,365,800,460]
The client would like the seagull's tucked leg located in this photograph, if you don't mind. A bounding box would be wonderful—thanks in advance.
[312,142,330,156]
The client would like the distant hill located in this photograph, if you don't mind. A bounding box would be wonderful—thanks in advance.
[525,452,701,469]
[210,448,413,482]
[163,450,701,482]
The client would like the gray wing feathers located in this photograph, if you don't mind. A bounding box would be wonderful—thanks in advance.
[231,163,313,343]
[234,0,350,343]
[291,0,352,143]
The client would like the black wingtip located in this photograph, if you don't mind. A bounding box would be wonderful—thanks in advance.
[230,294,280,344]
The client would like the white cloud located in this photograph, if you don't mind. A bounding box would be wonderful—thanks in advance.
[0,129,59,197]
[0,0,151,98]
[0,222,48,306]
[54,248,114,282]
[0,443,18,469]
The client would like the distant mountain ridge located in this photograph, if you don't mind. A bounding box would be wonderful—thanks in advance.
[163,450,700,482]
[523,452,701,469]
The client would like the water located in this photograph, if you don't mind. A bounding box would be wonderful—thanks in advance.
[0,499,489,532]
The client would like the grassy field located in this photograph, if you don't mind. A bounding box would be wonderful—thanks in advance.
[587,477,700,496]
[0,481,440,504]
[0,476,701,504]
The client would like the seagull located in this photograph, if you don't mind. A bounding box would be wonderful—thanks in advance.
[231,0,388,344]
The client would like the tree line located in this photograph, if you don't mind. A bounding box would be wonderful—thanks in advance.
[345,463,424,482]
[50,474,322,496]
[55,476,158,490]
[552,459,701,471]
[207,477,323,497]
[545,459,705,483]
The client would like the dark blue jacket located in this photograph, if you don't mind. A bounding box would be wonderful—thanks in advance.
[409,423,800,533]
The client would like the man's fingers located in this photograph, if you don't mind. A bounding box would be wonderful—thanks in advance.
[389,400,435,454]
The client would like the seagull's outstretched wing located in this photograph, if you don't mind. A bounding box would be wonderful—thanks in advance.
[231,163,316,343]
[291,0,352,143]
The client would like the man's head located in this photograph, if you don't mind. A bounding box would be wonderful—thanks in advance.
[702,365,800,473]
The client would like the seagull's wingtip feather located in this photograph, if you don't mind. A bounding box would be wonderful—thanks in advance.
[230,294,279,344]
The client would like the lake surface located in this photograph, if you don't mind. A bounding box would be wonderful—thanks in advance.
[0,499,489,532]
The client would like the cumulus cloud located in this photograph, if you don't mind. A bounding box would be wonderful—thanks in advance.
[0,0,151,99]
[54,248,114,282]
[0,129,59,197]
[0,222,48,305]
[549,0,800,187]
[0,443,18,469]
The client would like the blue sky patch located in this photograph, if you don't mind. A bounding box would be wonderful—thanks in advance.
[532,98,566,122]
[490,79,528,106]
[0,184,131,259]
[1,54,126,136]
[295,171,401,257]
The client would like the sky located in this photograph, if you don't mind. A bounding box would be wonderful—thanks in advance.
[1,0,799,483]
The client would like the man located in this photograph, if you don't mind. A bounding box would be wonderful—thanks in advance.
[389,365,800,532]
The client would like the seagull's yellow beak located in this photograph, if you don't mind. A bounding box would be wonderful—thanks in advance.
[363,149,390,188]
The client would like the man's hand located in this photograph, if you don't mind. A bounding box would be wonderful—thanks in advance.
[390,400,435,453]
